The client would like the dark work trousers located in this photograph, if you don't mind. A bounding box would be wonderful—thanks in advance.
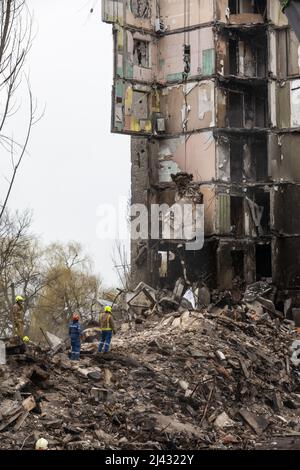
[71,338,80,360]
[98,331,112,353]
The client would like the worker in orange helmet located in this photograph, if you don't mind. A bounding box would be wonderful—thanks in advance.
[69,312,82,360]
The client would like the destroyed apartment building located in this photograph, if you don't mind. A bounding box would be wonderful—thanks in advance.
[102,1,300,303]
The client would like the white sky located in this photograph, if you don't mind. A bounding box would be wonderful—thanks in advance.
[6,0,131,287]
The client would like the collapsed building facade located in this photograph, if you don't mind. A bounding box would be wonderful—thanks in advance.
[102,0,300,302]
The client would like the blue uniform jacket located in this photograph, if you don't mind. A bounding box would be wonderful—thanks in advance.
[69,321,82,340]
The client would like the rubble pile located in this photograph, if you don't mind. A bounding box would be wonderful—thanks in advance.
[1,307,300,450]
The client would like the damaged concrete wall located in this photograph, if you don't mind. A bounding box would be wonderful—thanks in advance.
[276,80,300,129]
[160,81,215,134]
[273,185,300,235]
[158,28,215,82]
[157,132,216,184]
[113,81,156,133]
[269,133,300,182]
[102,0,124,23]
[159,0,214,31]
[268,0,288,27]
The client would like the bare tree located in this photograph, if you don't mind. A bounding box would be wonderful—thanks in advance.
[112,239,131,291]
[0,1,39,221]
[0,209,41,336]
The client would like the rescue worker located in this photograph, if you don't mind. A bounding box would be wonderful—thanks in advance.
[12,296,25,338]
[69,312,82,360]
[98,306,116,353]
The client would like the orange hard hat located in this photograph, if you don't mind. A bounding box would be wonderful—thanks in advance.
[72,313,79,321]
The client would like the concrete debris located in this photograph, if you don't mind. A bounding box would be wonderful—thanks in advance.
[123,278,297,327]
[178,380,189,391]
[215,351,226,362]
[22,395,36,412]
[214,412,235,430]
[290,340,300,367]
[0,303,300,450]
[239,409,269,435]
[46,332,63,349]
[244,281,272,303]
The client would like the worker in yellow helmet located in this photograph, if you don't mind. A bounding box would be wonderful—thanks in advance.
[98,306,116,353]
[12,296,25,339]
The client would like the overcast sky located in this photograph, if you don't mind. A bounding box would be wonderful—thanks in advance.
[6,0,130,287]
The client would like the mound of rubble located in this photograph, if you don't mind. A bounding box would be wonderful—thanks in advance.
[1,309,300,450]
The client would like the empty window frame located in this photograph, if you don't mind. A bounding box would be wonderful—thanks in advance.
[133,39,149,67]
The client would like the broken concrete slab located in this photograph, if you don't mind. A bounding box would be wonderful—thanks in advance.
[152,413,203,438]
[239,409,269,435]
[215,350,226,361]
[46,331,63,349]
[22,395,36,412]
[75,367,102,380]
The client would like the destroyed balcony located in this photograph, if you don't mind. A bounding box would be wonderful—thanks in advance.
[217,83,268,129]
[217,188,271,239]
[217,134,269,184]
[227,0,267,25]
[217,28,267,80]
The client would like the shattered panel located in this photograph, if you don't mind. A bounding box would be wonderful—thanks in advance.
[160,81,215,134]
[113,82,154,134]
[158,132,216,183]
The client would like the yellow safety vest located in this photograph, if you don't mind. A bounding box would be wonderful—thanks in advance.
[100,313,112,331]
